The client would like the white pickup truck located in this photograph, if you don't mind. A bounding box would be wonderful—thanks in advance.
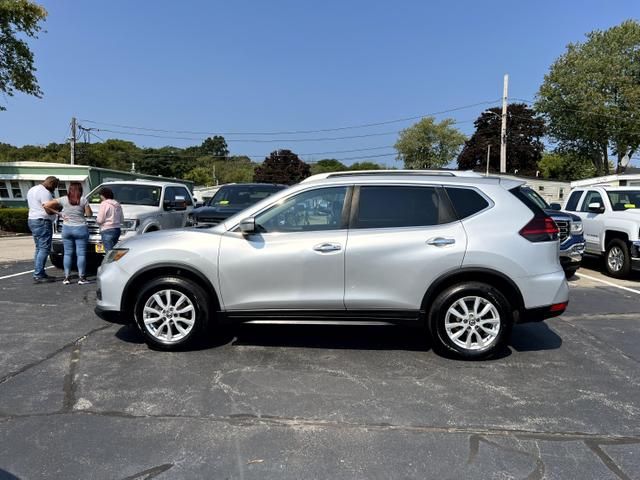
[563,186,640,277]
[50,180,195,269]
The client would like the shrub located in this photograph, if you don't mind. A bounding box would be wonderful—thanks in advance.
[0,208,30,233]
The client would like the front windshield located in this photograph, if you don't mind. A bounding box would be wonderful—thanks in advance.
[607,190,640,210]
[207,185,283,208]
[520,187,550,210]
[87,184,162,206]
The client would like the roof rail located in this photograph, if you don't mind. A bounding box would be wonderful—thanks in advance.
[301,169,481,183]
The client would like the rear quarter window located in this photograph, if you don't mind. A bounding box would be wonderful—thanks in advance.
[445,187,490,219]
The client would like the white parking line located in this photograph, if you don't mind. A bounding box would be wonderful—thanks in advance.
[577,272,640,295]
[0,266,54,281]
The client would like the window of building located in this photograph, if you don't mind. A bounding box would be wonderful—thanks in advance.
[10,181,23,198]
[538,186,544,191]
[57,181,68,197]
[0,182,9,199]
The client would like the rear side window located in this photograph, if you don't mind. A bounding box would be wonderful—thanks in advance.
[564,190,583,211]
[445,187,490,219]
[509,186,546,216]
[354,186,454,229]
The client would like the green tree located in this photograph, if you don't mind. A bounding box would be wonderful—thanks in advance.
[349,161,384,170]
[199,136,229,160]
[536,20,640,175]
[0,0,47,110]
[395,117,466,169]
[310,158,347,175]
[457,104,545,175]
[537,151,596,181]
[254,149,310,185]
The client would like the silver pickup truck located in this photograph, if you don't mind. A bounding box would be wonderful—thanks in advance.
[50,180,195,269]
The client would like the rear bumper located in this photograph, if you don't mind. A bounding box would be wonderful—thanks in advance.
[518,302,568,323]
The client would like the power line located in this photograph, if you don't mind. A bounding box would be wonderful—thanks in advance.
[78,99,499,136]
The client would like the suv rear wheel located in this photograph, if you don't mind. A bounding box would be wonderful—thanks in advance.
[134,276,210,350]
[428,282,512,359]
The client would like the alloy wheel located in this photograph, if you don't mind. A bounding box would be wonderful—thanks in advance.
[607,246,624,272]
[444,296,501,351]
[142,289,196,344]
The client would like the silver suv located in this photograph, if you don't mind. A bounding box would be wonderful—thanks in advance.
[96,172,569,359]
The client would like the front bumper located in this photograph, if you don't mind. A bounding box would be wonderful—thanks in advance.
[559,241,585,268]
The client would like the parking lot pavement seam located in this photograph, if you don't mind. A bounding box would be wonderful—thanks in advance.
[62,342,82,412]
[0,325,110,386]
[584,440,634,480]
[3,410,637,445]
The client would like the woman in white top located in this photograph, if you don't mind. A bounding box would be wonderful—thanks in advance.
[43,182,92,285]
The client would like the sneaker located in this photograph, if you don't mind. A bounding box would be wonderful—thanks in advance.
[77,277,90,285]
[34,276,56,283]
[62,277,71,285]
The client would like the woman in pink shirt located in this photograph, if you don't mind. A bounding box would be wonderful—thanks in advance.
[96,187,124,252]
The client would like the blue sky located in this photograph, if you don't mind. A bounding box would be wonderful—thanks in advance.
[0,0,638,167]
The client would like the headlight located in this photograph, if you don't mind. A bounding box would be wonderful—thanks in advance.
[121,219,138,231]
[571,221,583,234]
[103,248,129,264]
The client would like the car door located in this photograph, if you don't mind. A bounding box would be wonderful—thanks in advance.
[576,189,606,253]
[344,184,467,311]
[218,186,350,311]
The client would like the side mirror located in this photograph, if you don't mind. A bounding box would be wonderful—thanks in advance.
[587,202,604,214]
[239,217,257,234]
[549,203,562,211]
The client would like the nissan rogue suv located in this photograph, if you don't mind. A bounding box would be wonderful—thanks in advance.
[96,171,569,359]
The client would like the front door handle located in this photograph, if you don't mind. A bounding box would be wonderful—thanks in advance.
[313,242,342,253]
[426,237,456,247]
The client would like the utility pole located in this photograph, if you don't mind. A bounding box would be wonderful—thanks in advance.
[70,117,77,165]
[486,144,491,176]
[500,74,508,173]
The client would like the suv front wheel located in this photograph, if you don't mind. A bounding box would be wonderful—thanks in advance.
[428,282,512,360]
[134,276,210,350]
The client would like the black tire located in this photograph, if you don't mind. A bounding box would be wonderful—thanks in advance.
[428,282,512,360]
[133,276,210,350]
[564,268,578,279]
[604,239,631,278]
[49,253,64,270]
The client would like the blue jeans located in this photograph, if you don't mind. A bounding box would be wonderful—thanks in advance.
[101,228,121,252]
[28,218,53,278]
[62,225,89,278]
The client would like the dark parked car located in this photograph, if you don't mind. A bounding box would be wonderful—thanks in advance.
[189,183,286,227]
[520,187,585,278]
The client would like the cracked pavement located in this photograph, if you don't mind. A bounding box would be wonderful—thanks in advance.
[0,259,639,479]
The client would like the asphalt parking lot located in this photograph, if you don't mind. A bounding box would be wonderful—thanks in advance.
[0,248,639,479]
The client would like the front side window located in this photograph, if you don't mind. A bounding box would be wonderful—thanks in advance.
[255,187,347,233]
[580,190,604,212]
[354,186,452,229]
[607,190,640,210]
[564,190,583,211]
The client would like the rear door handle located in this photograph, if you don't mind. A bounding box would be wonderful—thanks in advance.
[426,237,455,247]
[313,243,342,252]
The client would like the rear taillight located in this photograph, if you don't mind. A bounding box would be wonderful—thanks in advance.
[519,215,559,242]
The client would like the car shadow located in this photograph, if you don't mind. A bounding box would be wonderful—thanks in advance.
[110,321,563,359]
[509,322,563,352]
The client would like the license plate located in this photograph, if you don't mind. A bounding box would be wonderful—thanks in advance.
[95,243,105,254]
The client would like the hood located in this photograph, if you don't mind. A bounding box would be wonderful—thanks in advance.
[118,227,221,248]
[89,203,161,219]
[545,209,581,222]
[193,205,246,218]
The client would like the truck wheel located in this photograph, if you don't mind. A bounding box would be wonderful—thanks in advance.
[428,282,512,360]
[49,253,64,270]
[605,239,631,278]
[133,276,210,350]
